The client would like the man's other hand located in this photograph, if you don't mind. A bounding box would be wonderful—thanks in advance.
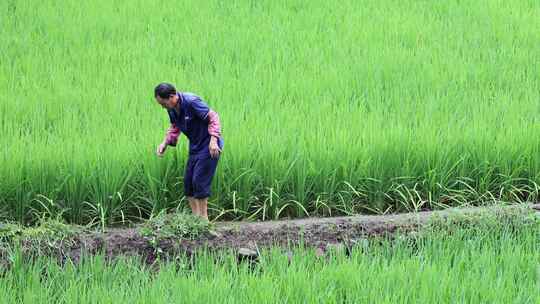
[157,142,167,157]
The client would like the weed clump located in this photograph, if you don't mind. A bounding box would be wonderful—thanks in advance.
[426,205,539,234]
[0,217,81,246]
[139,212,213,243]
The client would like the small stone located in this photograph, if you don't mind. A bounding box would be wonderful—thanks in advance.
[237,248,259,265]
[238,247,258,257]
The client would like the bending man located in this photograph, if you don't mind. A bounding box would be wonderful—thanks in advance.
[154,83,223,220]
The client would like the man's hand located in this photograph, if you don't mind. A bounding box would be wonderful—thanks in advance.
[157,142,167,157]
[209,137,221,158]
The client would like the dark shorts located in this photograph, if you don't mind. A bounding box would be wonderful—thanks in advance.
[184,155,219,199]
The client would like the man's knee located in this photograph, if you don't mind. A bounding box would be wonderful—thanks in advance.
[190,182,206,197]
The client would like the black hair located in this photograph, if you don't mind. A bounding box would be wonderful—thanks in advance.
[154,83,177,99]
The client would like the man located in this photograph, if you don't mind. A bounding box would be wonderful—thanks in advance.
[154,83,223,220]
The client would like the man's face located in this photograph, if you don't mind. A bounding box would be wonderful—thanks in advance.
[155,95,175,109]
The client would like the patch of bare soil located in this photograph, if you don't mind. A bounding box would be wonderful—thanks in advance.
[60,203,538,264]
[4,204,539,266]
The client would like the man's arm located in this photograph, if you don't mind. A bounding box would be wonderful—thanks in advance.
[157,124,181,157]
[207,110,222,158]
[190,97,222,140]
[207,110,221,139]
[164,124,181,146]
[190,97,222,158]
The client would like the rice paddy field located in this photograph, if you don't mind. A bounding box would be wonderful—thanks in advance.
[1,0,540,225]
[1,218,538,303]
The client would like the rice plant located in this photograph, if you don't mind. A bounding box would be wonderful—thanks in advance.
[0,221,538,303]
[1,0,539,223]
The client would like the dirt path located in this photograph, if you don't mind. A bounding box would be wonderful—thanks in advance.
[65,203,539,264]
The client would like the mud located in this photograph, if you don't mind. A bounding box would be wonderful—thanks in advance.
[4,204,539,266]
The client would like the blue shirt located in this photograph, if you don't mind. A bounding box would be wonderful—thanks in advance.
[167,92,223,159]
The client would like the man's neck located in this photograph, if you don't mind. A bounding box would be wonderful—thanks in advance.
[173,92,182,114]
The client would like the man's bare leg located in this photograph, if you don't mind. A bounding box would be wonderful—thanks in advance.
[187,196,199,216]
[197,198,209,220]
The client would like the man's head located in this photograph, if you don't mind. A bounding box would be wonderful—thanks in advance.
[154,82,179,109]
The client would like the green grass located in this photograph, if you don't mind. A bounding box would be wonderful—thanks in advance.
[1,0,539,224]
[1,221,538,303]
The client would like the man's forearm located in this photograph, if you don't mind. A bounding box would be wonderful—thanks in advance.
[164,124,181,146]
[207,110,221,138]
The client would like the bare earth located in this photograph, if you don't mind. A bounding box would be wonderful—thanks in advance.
[63,203,539,264]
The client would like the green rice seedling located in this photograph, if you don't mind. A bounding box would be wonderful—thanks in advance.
[0,220,538,303]
[0,0,539,223]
